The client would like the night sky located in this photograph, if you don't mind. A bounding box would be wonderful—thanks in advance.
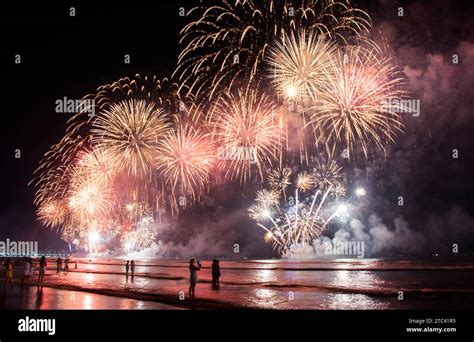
[0,1,473,257]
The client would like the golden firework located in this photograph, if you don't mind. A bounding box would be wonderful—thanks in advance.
[268,30,337,102]
[91,99,171,177]
[174,0,371,100]
[296,171,315,191]
[209,89,282,183]
[36,200,66,228]
[310,47,405,160]
[156,123,216,208]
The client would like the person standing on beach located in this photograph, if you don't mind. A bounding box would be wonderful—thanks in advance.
[38,256,47,284]
[21,258,32,286]
[188,259,201,297]
[125,260,130,277]
[64,257,69,273]
[211,259,221,290]
[130,260,135,278]
[56,257,62,273]
[4,258,14,287]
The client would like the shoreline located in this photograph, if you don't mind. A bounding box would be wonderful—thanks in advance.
[2,257,474,310]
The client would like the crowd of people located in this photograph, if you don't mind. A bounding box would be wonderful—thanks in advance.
[1,255,74,288]
[2,256,223,299]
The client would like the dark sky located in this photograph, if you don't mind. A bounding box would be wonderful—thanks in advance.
[0,1,473,257]
[0,3,187,250]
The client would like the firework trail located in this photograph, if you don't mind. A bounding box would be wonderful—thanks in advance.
[30,135,90,208]
[92,75,174,108]
[267,29,337,166]
[249,158,346,254]
[83,74,191,118]
[174,0,371,100]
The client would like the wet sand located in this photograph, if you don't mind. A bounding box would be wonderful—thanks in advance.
[0,285,183,309]
[1,257,474,309]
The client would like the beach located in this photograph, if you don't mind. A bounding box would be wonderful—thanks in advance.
[1,257,474,310]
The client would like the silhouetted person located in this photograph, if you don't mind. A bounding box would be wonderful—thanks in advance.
[130,260,135,278]
[4,258,14,287]
[125,260,130,277]
[64,257,69,273]
[211,259,221,290]
[56,258,62,272]
[21,258,32,286]
[38,256,47,284]
[75,261,78,269]
[188,259,201,297]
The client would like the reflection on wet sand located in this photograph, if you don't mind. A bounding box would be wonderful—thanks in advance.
[0,285,181,309]
[1,257,474,309]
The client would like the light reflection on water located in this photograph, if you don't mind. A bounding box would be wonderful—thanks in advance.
[255,269,276,283]
[0,286,180,310]
[84,294,93,310]
[2,257,473,309]
[85,273,95,284]
[324,293,388,310]
[331,270,383,290]
[252,288,285,309]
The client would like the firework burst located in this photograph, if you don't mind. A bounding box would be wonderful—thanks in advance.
[91,99,171,177]
[68,174,113,222]
[312,156,345,196]
[36,200,66,228]
[122,216,157,253]
[174,0,371,100]
[309,47,405,160]
[75,147,118,185]
[125,201,152,224]
[29,2,411,256]
[250,164,346,254]
[209,89,282,183]
[255,189,281,208]
[268,167,292,195]
[156,123,216,209]
[83,74,187,115]
[30,135,90,208]
[296,171,315,191]
[268,30,337,102]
